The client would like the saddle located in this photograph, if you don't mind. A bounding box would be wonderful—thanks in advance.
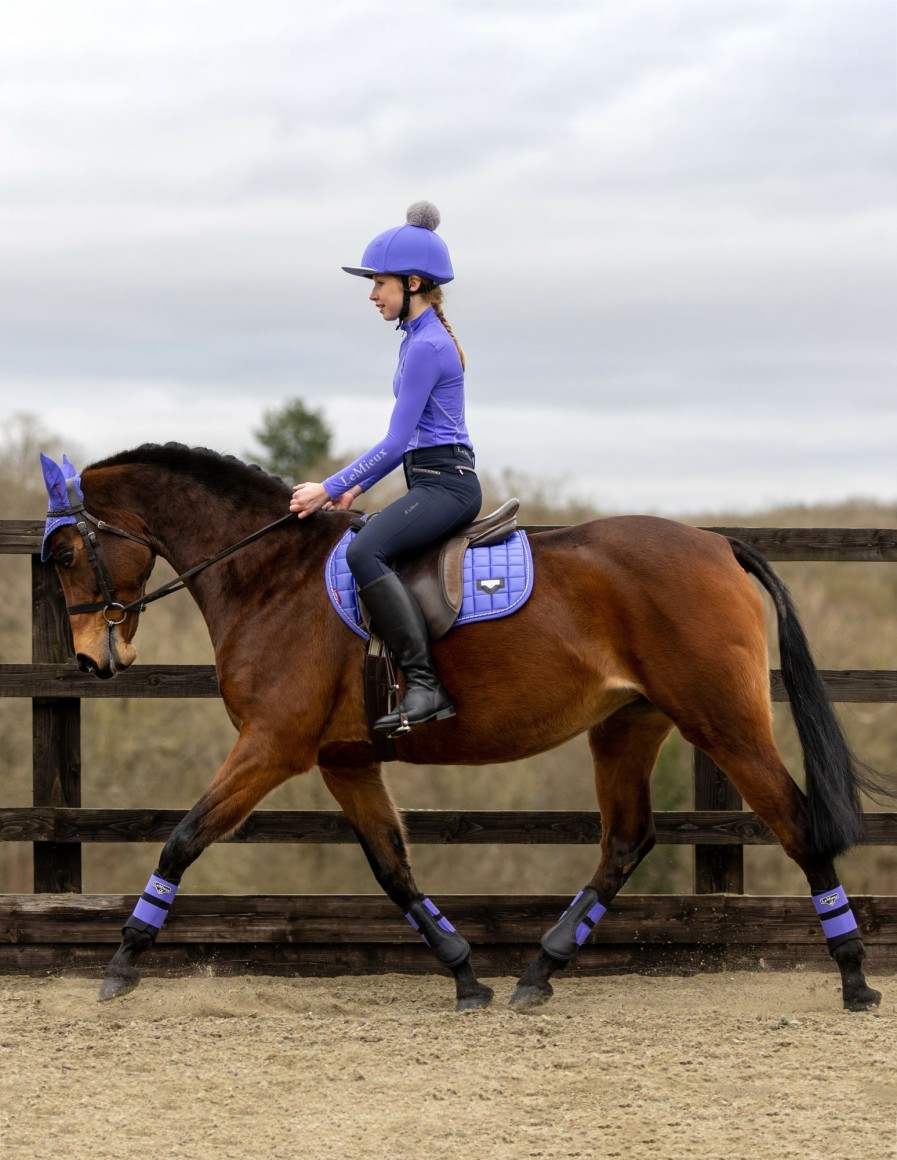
[353,498,521,762]
[359,498,520,640]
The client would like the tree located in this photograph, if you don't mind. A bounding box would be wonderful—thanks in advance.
[252,398,332,481]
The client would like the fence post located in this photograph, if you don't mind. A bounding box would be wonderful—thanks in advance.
[31,555,82,892]
[693,749,743,894]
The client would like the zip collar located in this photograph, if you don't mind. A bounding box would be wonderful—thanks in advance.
[400,306,435,335]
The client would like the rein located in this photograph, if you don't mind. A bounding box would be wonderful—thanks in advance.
[49,479,296,621]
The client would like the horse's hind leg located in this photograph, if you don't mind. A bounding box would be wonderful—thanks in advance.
[99,728,308,1001]
[512,702,673,1010]
[320,762,494,1013]
[686,728,880,1012]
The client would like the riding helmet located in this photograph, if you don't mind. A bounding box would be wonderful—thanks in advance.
[342,200,454,285]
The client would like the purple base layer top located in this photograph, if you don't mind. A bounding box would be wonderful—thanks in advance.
[131,873,179,930]
[812,884,858,941]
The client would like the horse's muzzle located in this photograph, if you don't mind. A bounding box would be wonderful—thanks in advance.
[77,652,116,680]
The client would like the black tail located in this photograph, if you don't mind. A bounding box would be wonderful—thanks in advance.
[728,537,893,861]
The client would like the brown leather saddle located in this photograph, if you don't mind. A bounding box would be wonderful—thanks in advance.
[358,498,520,640]
[357,498,520,760]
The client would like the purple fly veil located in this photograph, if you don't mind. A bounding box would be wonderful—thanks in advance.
[40,452,83,562]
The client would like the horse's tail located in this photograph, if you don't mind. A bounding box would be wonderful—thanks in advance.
[728,536,893,861]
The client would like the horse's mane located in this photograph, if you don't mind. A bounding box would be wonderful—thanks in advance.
[88,443,291,501]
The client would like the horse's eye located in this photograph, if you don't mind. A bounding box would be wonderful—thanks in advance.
[55,548,76,568]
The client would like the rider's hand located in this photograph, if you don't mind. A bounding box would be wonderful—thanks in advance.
[289,482,330,519]
[328,489,361,512]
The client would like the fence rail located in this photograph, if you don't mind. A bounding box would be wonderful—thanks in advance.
[2,519,896,976]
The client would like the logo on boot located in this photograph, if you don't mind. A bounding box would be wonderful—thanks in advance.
[819,892,841,907]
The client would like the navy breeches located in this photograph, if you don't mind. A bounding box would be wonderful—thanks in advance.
[345,444,483,588]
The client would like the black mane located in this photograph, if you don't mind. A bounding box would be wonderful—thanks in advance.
[88,443,291,501]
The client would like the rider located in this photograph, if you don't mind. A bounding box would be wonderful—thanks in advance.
[290,201,482,733]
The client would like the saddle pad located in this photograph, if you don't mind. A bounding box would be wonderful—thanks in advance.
[325,528,534,640]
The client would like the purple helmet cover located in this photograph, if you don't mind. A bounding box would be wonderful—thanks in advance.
[40,452,83,561]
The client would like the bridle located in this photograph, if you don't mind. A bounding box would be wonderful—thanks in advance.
[48,477,295,624]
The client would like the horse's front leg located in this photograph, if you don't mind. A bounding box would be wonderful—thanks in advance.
[320,762,493,1013]
[99,729,307,1000]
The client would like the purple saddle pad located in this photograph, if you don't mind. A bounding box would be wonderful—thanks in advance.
[325,528,534,640]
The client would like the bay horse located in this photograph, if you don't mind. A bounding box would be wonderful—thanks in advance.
[40,444,889,1012]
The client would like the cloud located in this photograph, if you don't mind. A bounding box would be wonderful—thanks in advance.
[0,0,894,513]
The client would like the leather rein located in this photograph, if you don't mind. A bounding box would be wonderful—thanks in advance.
[49,478,295,624]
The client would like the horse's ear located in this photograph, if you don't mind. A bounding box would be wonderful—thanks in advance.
[39,452,83,562]
[39,452,81,510]
[40,453,67,509]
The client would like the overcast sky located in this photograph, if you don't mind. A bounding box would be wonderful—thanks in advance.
[1,0,894,514]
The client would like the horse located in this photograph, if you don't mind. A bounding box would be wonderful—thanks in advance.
[39,443,890,1013]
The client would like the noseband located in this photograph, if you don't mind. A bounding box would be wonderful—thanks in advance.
[48,478,295,622]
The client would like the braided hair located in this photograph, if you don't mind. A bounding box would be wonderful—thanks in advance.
[419,284,466,371]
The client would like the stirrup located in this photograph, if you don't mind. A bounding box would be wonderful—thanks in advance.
[389,710,411,738]
[375,701,456,737]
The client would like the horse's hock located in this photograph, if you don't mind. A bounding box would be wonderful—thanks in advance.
[2,516,897,978]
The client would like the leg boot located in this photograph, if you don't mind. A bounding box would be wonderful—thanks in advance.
[359,572,455,733]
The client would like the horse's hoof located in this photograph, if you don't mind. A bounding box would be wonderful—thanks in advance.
[844,986,881,1012]
[98,973,140,1002]
[455,984,494,1013]
[509,980,553,1011]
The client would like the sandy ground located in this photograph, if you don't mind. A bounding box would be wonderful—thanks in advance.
[1,969,895,1160]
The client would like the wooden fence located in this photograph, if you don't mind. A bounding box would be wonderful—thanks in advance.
[1,518,896,978]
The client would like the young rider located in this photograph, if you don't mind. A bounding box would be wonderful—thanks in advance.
[289,201,481,733]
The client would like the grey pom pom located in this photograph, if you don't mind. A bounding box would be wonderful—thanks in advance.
[406,200,441,231]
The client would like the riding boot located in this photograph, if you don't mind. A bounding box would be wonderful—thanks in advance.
[359,571,455,733]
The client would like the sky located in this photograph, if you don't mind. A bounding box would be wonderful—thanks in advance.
[1,0,895,515]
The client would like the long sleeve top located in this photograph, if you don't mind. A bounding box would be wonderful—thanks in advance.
[322,307,472,498]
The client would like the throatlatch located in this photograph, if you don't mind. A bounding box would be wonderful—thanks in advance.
[541,887,607,963]
[405,896,470,968]
[812,884,860,952]
[122,872,179,938]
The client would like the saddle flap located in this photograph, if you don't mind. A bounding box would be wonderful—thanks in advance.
[398,542,462,641]
[438,536,468,612]
[398,500,520,639]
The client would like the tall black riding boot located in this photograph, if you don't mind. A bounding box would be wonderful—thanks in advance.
[359,572,455,734]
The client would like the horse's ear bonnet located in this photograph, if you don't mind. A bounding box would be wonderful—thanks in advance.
[39,452,83,561]
[342,200,454,284]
